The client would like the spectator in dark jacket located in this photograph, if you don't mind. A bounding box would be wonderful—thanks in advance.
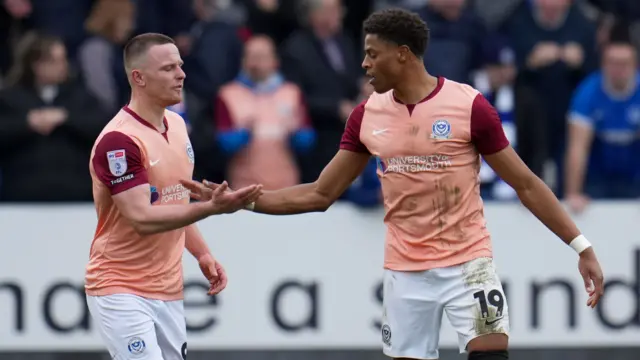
[280,0,362,181]
[0,32,109,202]
[503,0,597,195]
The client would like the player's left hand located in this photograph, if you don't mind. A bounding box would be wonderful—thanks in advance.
[578,247,604,308]
[198,253,228,295]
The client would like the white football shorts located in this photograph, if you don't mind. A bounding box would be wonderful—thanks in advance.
[381,257,510,359]
[87,294,187,360]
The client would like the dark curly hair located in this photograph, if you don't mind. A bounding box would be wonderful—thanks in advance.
[363,8,430,57]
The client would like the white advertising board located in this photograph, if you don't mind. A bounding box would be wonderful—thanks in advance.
[0,202,639,350]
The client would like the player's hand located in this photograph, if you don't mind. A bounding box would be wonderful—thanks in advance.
[181,179,220,201]
[578,247,604,308]
[204,181,263,214]
[566,193,590,214]
[197,254,228,295]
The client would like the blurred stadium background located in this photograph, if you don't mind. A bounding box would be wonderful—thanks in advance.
[1,0,640,359]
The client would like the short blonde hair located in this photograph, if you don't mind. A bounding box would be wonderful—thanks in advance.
[85,0,135,43]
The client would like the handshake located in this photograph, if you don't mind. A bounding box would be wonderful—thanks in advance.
[180,179,261,215]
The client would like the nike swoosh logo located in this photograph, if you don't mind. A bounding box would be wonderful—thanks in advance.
[150,159,161,166]
[485,317,504,326]
[373,129,388,135]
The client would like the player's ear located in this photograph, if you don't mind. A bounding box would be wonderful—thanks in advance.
[131,69,145,87]
[397,45,410,63]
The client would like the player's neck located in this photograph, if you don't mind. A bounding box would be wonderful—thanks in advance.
[127,94,166,131]
[393,70,438,105]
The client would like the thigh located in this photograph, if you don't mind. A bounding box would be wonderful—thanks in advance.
[444,257,510,354]
[155,300,187,360]
[86,294,163,360]
[382,269,443,360]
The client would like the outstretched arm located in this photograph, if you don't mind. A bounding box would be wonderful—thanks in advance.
[253,150,370,214]
[96,132,260,235]
[181,100,372,215]
[249,99,372,214]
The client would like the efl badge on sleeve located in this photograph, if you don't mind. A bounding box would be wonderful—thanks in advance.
[431,119,452,139]
[186,141,195,164]
[107,149,127,176]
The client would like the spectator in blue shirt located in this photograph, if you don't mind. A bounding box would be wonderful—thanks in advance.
[565,39,640,213]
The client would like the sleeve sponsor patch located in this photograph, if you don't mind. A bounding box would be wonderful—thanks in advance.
[107,149,127,177]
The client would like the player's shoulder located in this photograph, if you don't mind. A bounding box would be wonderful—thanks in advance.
[91,130,143,167]
[94,110,137,147]
[359,91,390,113]
[95,131,139,151]
[104,108,131,129]
[441,77,481,101]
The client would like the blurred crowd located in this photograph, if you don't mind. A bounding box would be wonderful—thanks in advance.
[0,0,639,212]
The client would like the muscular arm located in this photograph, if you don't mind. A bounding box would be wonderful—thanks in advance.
[96,132,213,235]
[112,185,213,235]
[253,99,371,215]
[471,94,581,245]
[253,150,371,214]
[484,147,580,244]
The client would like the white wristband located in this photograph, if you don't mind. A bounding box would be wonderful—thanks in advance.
[245,202,255,211]
[569,235,592,254]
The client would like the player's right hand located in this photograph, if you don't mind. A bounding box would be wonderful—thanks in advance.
[204,181,262,214]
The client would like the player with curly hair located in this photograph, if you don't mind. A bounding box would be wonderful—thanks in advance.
[183,9,605,360]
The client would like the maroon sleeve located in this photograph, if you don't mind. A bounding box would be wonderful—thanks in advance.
[214,96,234,131]
[470,94,510,155]
[339,99,370,154]
[92,131,149,195]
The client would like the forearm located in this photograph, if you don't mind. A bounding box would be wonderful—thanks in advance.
[516,177,581,244]
[254,183,332,215]
[185,224,211,260]
[132,202,213,235]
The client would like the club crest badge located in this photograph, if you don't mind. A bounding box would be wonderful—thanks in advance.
[431,119,451,139]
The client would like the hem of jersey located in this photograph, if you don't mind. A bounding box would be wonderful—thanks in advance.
[383,248,493,272]
[85,286,184,301]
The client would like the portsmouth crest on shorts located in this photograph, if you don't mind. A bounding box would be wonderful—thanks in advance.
[106,149,127,176]
[127,336,146,355]
[431,119,451,139]
[186,141,195,164]
[381,324,392,346]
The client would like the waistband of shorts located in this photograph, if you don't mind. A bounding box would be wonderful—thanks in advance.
[383,249,493,272]
[85,286,183,301]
